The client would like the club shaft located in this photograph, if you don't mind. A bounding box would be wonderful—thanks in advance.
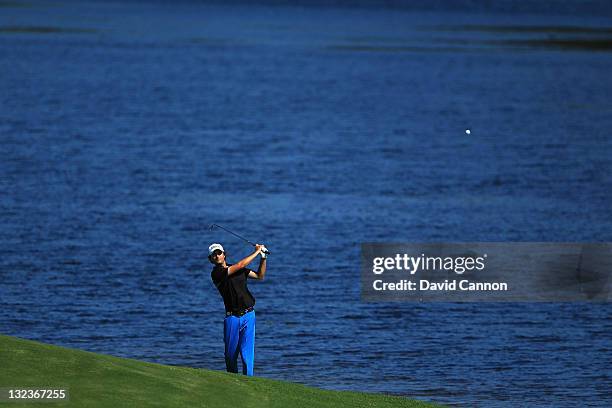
[211,224,271,254]
[212,224,255,245]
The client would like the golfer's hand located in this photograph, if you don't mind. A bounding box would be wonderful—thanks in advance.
[260,245,268,259]
[254,244,264,254]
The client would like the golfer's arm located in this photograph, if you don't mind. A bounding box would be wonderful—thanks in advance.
[227,250,260,276]
[251,258,266,280]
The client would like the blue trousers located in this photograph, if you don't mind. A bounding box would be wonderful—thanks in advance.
[223,310,255,376]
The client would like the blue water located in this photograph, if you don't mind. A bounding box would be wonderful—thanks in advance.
[1,1,611,407]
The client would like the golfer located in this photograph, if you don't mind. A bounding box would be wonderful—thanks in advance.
[209,242,267,376]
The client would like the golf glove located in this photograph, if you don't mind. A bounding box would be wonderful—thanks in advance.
[260,246,268,259]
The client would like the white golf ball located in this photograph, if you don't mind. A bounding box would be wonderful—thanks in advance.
[465,129,471,134]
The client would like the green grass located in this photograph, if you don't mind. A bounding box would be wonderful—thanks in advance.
[0,334,444,407]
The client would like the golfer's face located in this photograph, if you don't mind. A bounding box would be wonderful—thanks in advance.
[212,250,225,264]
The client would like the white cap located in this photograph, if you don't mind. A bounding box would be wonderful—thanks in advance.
[208,243,224,256]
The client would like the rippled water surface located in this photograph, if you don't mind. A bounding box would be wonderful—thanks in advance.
[1,1,611,407]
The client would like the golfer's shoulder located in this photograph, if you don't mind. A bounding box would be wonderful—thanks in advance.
[211,265,229,281]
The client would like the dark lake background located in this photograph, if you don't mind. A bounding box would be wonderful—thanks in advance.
[1,1,611,406]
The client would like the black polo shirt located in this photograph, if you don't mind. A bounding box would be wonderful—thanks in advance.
[211,264,255,313]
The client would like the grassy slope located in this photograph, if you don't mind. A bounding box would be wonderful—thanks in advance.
[0,334,443,408]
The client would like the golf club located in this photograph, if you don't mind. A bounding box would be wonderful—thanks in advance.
[209,223,271,255]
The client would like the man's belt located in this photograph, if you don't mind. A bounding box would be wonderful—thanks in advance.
[225,306,254,317]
